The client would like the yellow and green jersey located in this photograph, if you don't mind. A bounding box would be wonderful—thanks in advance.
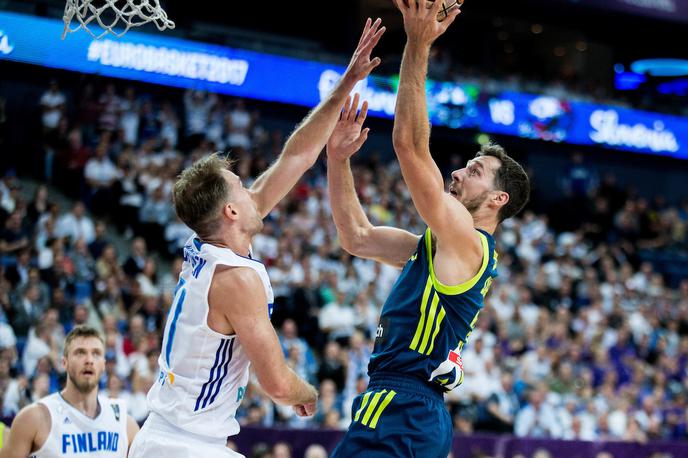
[368,227,498,392]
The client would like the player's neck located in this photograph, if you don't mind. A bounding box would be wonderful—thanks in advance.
[202,229,252,257]
[61,383,100,419]
[471,210,498,235]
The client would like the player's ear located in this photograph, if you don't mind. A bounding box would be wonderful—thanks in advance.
[492,190,509,209]
[223,202,239,220]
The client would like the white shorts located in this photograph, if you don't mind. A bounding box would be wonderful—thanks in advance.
[130,413,244,458]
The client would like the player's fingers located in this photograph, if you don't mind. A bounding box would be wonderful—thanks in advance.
[354,128,370,150]
[441,7,461,29]
[364,18,383,46]
[305,403,317,416]
[348,93,361,121]
[360,18,381,48]
[357,18,372,47]
[361,25,386,55]
[356,101,369,124]
[341,95,352,120]
[430,0,444,17]
[363,57,382,75]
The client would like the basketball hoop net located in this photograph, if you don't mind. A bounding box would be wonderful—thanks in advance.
[62,0,175,40]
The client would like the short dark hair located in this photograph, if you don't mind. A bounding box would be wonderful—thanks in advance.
[173,153,233,238]
[64,326,104,356]
[476,143,530,222]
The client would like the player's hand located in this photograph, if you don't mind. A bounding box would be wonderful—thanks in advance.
[392,0,461,47]
[293,401,317,417]
[327,94,369,162]
[342,18,386,83]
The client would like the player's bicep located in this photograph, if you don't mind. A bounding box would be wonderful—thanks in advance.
[398,155,475,245]
[211,268,287,395]
[350,226,420,268]
[0,406,41,458]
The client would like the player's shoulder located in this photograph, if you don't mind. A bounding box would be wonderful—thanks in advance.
[11,401,51,433]
[213,264,263,288]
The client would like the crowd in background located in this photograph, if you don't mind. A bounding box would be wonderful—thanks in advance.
[0,77,687,450]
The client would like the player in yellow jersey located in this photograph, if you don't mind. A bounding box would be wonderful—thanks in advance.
[327,2,530,456]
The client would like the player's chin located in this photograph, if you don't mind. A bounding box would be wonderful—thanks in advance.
[75,376,99,392]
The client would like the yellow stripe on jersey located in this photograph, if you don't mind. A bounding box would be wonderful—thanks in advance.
[409,277,434,351]
[354,391,373,422]
[368,390,397,429]
[361,390,386,426]
[418,292,440,354]
[480,250,499,297]
[425,228,490,296]
[458,309,482,352]
[425,306,446,355]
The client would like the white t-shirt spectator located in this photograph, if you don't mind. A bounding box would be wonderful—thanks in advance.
[120,107,140,145]
[21,329,51,377]
[164,220,194,255]
[515,401,562,438]
[0,322,17,349]
[84,156,121,187]
[55,212,96,244]
[40,89,66,129]
[252,233,279,262]
[184,91,216,135]
[319,301,356,341]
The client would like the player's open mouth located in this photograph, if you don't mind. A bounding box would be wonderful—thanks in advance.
[82,370,94,376]
[449,189,459,197]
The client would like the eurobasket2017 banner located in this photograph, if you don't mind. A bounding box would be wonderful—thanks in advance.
[1,11,686,158]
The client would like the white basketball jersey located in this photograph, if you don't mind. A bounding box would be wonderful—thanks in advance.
[147,236,274,439]
[31,393,128,458]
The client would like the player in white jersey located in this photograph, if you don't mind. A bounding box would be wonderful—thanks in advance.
[128,17,387,458]
[1,326,139,458]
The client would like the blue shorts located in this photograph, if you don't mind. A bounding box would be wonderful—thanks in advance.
[331,372,452,458]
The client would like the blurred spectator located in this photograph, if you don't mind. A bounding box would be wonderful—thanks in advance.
[0,211,29,256]
[304,444,328,458]
[477,372,519,433]
[514,389,562,438]
[123,237,147,278]
[272,441,292,458]
[39,80,66,133]
[84,142,120,216]
[55,202,95,245]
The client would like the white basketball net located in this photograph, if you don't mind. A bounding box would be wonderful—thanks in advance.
[62,0,175,39]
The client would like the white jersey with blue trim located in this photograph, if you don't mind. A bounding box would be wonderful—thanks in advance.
[146,235,274,439]
[31,393,128,458]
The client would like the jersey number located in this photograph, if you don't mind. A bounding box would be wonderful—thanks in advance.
[164,278,187,367]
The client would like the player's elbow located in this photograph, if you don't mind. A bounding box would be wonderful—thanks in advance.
[392,135,418,158]
[338,234,359,256]
[392,130,410,151]
[338,228,370,258]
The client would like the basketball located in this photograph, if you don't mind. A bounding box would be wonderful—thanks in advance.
[427,0,463,22]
